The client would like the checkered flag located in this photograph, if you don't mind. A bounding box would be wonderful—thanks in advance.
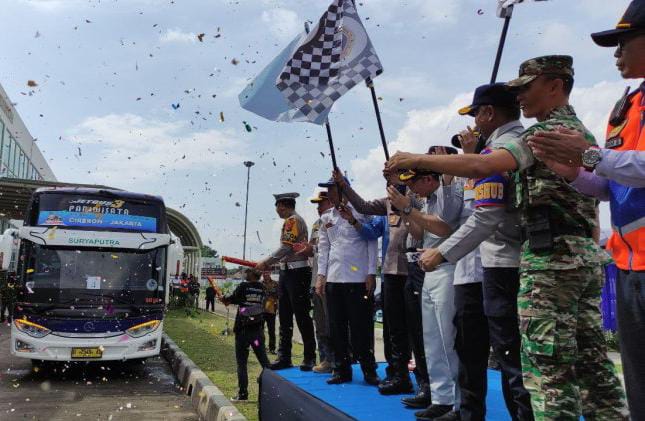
[276,0,383,125]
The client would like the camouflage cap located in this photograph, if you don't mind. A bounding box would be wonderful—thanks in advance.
[506,55,574,88]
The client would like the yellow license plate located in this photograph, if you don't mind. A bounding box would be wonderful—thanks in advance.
[71,347,102,359]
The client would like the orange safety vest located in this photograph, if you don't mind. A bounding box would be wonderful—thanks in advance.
[605,86,645,271]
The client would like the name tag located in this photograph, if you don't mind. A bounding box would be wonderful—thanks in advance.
[605,136,623,149]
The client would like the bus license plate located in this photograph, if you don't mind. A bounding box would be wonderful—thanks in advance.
[71,347,102,359]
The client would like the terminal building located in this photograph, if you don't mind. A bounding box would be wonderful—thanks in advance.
[0,83,203,277]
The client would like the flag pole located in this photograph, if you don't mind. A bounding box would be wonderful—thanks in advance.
[325,119,339,171]
[491,5,514,83]
[365,77,389,160]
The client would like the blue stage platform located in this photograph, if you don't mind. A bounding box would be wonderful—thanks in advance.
[266,363,511,421]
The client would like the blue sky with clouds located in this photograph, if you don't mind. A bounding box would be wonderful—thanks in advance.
[0,0,631,259]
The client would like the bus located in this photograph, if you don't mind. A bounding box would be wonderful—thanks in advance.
[10,187,172,362]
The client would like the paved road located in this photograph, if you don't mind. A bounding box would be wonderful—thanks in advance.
[0,323,198,421]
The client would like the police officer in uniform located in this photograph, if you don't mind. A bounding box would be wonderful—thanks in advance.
[527,3,645,418]
[256,193,317,371]
[385,56,627,420]
[420,84,534,420]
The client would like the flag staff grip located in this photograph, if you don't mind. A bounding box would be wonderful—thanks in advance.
[366,77,389,160]
[491,6,513,83]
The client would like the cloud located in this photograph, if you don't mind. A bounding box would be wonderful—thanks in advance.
[159,28,196,44]
[261,8,301,41]
[347,79,629,228]
[359,0,462,25]
[65,113,247,186]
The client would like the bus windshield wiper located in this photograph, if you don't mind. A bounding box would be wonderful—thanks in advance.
[76,292,143,314]
[20,298,79,314]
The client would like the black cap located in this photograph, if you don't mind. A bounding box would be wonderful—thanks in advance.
[458,83,519,116]
[591,0,645,47]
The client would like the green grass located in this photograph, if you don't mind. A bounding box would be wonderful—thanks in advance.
[164,309,303,421]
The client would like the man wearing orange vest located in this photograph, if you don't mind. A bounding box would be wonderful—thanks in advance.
[528,1,645,418]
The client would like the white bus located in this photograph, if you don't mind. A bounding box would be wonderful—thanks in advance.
[11,187,172,362]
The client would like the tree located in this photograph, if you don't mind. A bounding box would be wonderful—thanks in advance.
[201,245,218,258]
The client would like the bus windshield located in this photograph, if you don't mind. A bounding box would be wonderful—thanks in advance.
[22,245,165,306]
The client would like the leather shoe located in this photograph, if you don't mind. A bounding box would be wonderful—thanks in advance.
[435,411,460,421]
[269,360,293,370]
[299,359,315,371]
[378,376,414,395]
[414,404,452,420]
[363,371,380,386]
[326,373,352,385]
[401,384,432,409]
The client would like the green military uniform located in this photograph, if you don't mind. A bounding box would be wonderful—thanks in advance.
[503,56,627,420]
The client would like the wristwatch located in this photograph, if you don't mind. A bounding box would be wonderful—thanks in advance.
[581,147,602,171]
[402,204,413,215]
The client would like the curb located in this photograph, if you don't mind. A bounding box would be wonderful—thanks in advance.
[161,333,248,421]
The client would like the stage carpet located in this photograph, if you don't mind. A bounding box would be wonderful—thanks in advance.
[260,363,512,420]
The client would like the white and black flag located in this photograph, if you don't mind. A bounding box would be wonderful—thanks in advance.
[276,0,383,125]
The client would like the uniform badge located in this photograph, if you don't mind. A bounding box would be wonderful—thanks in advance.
[388,214,401,227]
[605,119,628,149]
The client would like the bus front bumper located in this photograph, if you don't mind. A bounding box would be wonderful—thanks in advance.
[10,324,163,361]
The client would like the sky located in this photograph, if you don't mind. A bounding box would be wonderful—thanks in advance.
[0,0,633,260]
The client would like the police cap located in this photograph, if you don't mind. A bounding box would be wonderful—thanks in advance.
[591,0,645,47]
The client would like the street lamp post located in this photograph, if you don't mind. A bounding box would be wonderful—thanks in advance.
[242,161,255,260]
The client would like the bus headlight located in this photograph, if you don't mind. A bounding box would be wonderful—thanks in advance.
[14,319,51,338]
[126,320,161,338]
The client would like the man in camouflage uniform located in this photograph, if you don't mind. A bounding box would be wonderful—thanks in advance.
[255,192,317,371]
[384,56,627,420]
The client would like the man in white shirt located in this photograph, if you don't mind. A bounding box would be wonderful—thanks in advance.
[315,177,380,386]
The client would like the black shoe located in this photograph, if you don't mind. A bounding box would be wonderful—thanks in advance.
[326,373,352,385]
[401,384,432,409]
[231,393,248,402]
[415,404,453,420]
[378,376,414,395]
[363,371,380,386]
[299,359,315,372]
[269,360,293,370]
[434,411,460,421]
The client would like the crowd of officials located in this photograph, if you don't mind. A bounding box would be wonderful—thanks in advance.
[221,3,645,420]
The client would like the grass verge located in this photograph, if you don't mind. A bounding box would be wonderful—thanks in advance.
[164,309,303,421]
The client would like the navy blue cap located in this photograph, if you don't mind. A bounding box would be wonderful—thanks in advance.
[458,83,519,117]
[591,0,645,47]
[318,176,350,188]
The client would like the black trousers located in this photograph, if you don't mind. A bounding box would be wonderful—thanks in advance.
[326,282,377,376]
[277,267,316,362]
[483,267,534,421]
[383,274,411,375]
[454,282,490,421]
[235,324,270,395]
[205,297,215,312]
[404,262,429,385]
[264,312,277,352]
[617,269,645,421]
